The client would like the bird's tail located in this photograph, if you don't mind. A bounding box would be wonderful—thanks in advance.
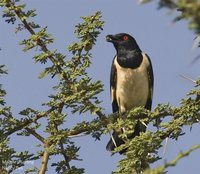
[106,131,125,154]
[106,121,147,154]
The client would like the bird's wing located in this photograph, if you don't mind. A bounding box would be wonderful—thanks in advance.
[143,53,154,110]
[110,56,119,113]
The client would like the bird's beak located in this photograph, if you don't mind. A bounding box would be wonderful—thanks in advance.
[106,35,116,42]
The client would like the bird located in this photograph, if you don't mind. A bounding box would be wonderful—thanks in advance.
[106,33,154,154]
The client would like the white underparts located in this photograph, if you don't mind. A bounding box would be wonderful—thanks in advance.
[113,53,150,113]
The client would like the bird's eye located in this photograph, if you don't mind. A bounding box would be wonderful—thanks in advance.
[123,35,129,41]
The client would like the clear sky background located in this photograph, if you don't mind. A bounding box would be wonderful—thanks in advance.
[1,0,200,174]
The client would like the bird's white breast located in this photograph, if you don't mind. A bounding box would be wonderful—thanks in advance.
[114,54,149,113]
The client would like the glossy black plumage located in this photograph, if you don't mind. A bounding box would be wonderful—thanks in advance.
[106,33,154,154]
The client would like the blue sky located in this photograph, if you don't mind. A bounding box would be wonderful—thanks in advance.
[1,0,200,173]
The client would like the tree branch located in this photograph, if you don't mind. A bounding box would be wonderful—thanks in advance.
[3,107,55,137]
[53,103,71,171]
[25,127,45,143]
[38,142,49,174]
[59,141,71,170]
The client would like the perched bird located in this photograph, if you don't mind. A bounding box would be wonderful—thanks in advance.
[106,33,154,154]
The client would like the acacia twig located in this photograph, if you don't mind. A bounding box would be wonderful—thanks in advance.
[3,107,55,137]
[144,144,200,174]
[25,127,45,143]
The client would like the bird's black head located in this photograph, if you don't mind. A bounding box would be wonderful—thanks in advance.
[106,33,143,68]
[106,33,141,53]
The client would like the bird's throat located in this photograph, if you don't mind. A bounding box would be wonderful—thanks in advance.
[117,50,143,69]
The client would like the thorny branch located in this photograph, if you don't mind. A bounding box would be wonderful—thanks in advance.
[2,4,107,173]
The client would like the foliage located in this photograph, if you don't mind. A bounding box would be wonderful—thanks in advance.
[0,0,200,174]
[111,79,200,173]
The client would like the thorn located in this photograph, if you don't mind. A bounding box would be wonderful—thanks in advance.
[109,131,117,148]
[122,127,126,133]
[67,131,88,138]
[163,137,169,156]
[190,54,200,65]
[141,121,148,128]
[192,35,200,50]
[179,74,196,84]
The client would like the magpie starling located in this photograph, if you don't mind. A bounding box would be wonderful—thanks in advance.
[106,33,154,154]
